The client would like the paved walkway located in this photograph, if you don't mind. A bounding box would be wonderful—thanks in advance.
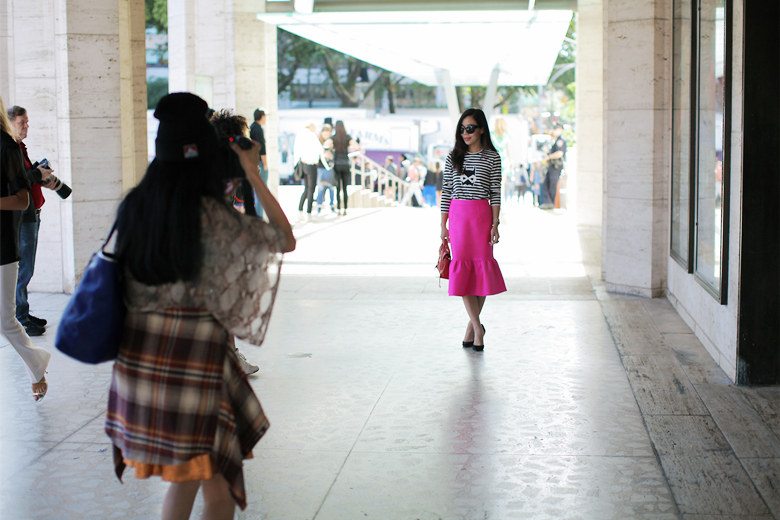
[1,202,778,519]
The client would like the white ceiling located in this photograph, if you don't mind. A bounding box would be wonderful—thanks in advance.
[258,10,572,87]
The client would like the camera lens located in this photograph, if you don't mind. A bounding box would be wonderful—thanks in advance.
[48,175,72,199]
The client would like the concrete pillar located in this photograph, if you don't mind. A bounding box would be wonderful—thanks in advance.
[1,0,146,292]
[53,0,126,291]
[602,0,672,297]
[119,0,148,190]
[168,0,196,93]
[0,0,14,97]
[435,68,461,128]
[168,0,281,194]
[574,0,604,229]
[482,64,501,121]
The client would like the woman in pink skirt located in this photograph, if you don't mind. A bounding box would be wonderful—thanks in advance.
[440,108,507,351]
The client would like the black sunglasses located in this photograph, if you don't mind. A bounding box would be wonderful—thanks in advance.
[459,124,480,135]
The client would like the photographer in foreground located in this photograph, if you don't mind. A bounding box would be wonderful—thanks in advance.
[105,93,295,519]
[8,105,71,335]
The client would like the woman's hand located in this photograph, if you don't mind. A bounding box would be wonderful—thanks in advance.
[490,223,500,245]
[229,140,262,183]
[441,225,449,242]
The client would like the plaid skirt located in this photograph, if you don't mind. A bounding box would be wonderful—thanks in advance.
[105,309,269,510]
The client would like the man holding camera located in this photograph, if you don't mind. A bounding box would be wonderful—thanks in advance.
[8,106,55,335]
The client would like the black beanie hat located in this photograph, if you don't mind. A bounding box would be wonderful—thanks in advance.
[154,92,218,163]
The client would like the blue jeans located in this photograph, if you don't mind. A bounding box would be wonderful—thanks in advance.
[423,185,437,206]
[15,217,40,322]
[253,164,269,219]
[317,185,335,208]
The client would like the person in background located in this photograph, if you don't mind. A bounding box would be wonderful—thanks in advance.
[384,155,397,175]
[208,108,263,376]
[0,96,50,402]
[7,105,55,336]
[400,156,425,207]
[315,123,335,215]
[440,108,507,352]
[542,124,567,209]
[423,160,440,207]
[249,109,268,219]
[295,122,323,222]
[332,120,356,216]
[106,92,295,519]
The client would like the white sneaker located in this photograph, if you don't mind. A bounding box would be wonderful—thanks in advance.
[235,348,259,375]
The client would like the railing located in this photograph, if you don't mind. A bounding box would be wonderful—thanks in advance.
[347,151,412,206]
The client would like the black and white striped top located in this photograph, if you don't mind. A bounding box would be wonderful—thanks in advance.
[440,149,502,213]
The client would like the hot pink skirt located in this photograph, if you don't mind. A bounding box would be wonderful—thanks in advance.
[447,199,507,296]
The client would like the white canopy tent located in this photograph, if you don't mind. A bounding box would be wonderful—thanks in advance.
[258,9,572,119]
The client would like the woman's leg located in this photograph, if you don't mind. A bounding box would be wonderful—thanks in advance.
[0,262,50,386]
[307,169,318,214]
[463,296,487,342]
[162,481,200,520]
[200,474,235,520]
[298,179,307,212]
[461,296,484,345]
[338,168,350,210]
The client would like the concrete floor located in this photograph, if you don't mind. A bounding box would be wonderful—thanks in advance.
[1,202,778,519]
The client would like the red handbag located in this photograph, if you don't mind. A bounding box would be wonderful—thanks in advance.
[436,240,450,279]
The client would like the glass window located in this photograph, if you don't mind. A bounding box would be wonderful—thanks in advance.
[694,0,727,294]
[671,0,693,264]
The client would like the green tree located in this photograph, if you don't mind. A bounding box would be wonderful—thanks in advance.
[549,14,576,91]
[145,0,167,33]
[277,29,321,92]
[278,30,408,110]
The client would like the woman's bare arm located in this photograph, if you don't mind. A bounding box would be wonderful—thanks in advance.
[231,142,296,253]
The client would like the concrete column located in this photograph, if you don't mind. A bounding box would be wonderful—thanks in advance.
[233,4,280,194]
[168,0,280,194]
[0,0,14,97]
[52,0,127,291]
[167,0,196,93]
[435,68,461,128]
[602,0,672,297]
[119,0,148,190]
[574,0,604,229]
[482,64,501,121]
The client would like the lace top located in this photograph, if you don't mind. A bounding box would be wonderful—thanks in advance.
[125,197,284,346]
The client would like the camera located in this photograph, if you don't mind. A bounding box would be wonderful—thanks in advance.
[36,158,72,199]
[229,135,253,150]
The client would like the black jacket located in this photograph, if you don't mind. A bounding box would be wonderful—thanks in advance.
[0,130,30,265]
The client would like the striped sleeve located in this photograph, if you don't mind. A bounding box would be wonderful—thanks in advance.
[440,154,453,213]
[490,151,502,206]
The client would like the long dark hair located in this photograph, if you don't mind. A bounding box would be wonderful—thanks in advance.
[449,108,496,174]
[332,120,349,153]
[115,157,225,285]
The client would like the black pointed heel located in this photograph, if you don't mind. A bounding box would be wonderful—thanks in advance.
[473,324,486,351]
[462,341,474,348]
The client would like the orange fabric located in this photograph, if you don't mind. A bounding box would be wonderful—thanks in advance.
[125,454,214,483]
[124,451,254,483]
